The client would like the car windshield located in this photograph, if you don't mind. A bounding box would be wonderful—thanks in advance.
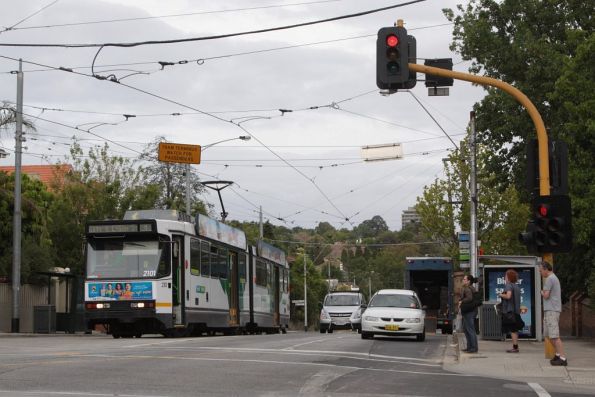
[324,294,360,306]
[369,294,420,309]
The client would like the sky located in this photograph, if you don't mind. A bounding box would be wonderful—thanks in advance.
[0,0,486,231]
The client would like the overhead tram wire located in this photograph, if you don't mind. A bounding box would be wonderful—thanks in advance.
[1,0,60,33]
[0,22,453,75]
[0,1,426,48]
[4,0,344,32]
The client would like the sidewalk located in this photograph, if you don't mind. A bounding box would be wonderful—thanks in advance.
[443,333,595,395]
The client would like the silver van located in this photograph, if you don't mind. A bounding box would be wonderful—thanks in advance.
[319,291,365,333]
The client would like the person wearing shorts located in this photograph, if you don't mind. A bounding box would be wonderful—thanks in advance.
[540,261,567,366]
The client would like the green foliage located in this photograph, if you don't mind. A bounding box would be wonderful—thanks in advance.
[0,172,55,282]
[444,1,594,296]
[290,250,327,328]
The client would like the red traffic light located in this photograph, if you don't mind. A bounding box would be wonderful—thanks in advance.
[538,204,548,217]
[386,34,399,47]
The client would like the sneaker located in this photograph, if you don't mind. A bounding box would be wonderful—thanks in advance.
[506,348,519,353]
[550,355,561,364]
[550,357,568,366]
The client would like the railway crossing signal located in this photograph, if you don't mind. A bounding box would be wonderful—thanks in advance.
[519,195,572,253]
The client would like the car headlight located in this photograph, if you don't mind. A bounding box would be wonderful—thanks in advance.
[350,309,362,321]
[320,309,330,320]
[404,318,421,323]
[363,315,379,322]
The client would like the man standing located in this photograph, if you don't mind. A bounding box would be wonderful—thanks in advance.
[540,261,567,366]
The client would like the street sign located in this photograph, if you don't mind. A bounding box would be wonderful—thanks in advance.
[292,299,305,306]
[158,142,201,164]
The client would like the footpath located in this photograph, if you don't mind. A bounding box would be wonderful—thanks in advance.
[443,333,595,395]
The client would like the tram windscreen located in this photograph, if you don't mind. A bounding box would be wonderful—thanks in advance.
[86,237,170,279]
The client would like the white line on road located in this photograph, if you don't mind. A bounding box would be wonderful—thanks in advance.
[283,337,329,349]
[80,353,468,377]
[527,383,551,397]
[0,391,171,397]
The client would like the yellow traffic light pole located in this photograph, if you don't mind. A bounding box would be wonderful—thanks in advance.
[408,63,555,357]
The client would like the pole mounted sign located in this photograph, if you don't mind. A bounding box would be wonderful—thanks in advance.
[158,142,201,164]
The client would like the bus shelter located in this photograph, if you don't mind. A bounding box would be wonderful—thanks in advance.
[478,255,543,341]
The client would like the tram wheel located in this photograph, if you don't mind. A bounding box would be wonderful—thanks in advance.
[112,333,120,339]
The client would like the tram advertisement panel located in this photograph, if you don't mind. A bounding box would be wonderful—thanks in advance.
[87,281,153,300]
[485,267,535,338]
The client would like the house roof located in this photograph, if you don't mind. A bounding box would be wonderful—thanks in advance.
[0,164,73,189]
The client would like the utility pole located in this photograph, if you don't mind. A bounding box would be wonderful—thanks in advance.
[259,206,263,239]
[303,251,308,332]
[185,164,191,215]
[469,112,478,279]
[12,59,23,333]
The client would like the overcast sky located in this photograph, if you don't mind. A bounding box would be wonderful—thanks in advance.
[0,0,485,231]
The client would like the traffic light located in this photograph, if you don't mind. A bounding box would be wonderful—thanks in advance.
[376,26,409,89]
[519,195,572,253]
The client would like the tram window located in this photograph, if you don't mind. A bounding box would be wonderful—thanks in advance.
[238,254,246,283]
[255,260,267,286]
[200,241,210,277]
[190,238,200,276]
[217,248,228,279]
[210,245,219,278]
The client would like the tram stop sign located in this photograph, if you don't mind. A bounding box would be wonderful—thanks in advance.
[158,142,201,164]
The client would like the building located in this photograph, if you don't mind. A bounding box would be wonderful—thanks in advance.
[0,164,73,191]
[401,206,421,226]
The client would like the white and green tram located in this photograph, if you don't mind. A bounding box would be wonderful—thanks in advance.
[84,209,289,338]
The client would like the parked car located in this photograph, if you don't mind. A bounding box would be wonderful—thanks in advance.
[319,291,365,333]
[361,289,425,341]
[349,306,364,333]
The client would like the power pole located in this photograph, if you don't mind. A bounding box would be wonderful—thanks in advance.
[303,251,308,332]
[469,111,478,279]
[12,59,23,333]
[185,164,191,215]
[259,206,263,239]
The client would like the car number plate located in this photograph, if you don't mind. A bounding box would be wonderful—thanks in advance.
[385,324,399,331]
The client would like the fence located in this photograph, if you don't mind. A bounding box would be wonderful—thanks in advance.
[0,283,49,332]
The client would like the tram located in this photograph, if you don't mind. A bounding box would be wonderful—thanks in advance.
[84,209,289,338]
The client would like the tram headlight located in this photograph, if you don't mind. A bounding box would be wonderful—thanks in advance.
[131,302,145,308]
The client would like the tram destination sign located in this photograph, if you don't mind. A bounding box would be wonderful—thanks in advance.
[158,142,201,164]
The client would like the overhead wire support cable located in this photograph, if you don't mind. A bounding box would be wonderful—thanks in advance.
[407,91,458,149]
[1,0,60,33]
[0,1,426,48]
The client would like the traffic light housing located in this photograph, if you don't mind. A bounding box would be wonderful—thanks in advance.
[376,26,411,89]
[519,195,572,253]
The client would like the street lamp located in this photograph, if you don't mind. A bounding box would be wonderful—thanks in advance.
[185,135,251,215]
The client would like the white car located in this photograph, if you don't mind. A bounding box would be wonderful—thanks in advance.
[361,289,425,341]
[319,291,364,333]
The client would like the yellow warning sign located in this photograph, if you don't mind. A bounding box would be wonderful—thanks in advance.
[158,142,201,164]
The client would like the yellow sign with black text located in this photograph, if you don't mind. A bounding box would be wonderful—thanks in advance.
[158,142,201,164]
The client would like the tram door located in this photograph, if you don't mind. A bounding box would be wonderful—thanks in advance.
[172,235,185,326]
[229,251,240,326]
[273,265,280,326]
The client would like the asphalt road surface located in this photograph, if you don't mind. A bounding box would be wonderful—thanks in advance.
[0,331,581,396]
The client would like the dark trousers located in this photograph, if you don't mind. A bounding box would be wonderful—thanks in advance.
[463,310,478,352]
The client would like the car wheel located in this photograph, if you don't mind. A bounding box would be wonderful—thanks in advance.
[328,327,333,333]
[416,330,426,342]
[319,328,326,334]
[361,332,373,339]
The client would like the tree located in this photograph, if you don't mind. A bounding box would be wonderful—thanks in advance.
[290,249,327,329]
[416,138,529,263]
[355,215,389,239]
[444,1,594,295]
[0,172,55,282]
[47,142,161,274]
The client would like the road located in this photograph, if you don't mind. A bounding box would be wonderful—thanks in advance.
[0,331,581,396]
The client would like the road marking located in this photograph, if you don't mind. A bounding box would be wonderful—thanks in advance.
[0,392,171,397]
[527,383,551,397]
[80,353,466,376]
[283,338,328,349]
[139,345,441,367]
